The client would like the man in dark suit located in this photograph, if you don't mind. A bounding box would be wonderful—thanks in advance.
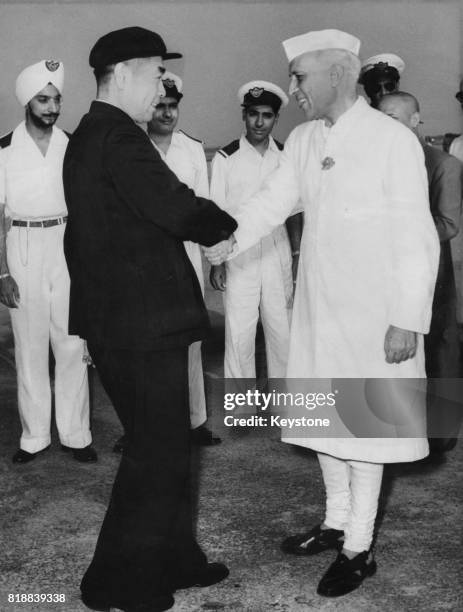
[63,27,237,612]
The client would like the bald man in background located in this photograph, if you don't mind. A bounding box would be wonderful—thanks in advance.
[379,91,463,451]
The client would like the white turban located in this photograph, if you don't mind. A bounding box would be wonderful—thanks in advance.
[15,60,64,107]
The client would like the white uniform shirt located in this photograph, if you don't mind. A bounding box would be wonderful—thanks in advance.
[210,134,293,302]
[0,121,68,218]
[449,134,463,162]
[152,130,209,200]
[152,130,208,291]
[210,134,283,216]
[231,96,440,462]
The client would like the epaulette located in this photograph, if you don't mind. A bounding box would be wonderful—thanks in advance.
[179,129,202,144]
[0,131,13,149]
[218,139,240,158]
[274,139,284,151]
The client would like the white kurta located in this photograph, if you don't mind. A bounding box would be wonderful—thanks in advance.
[152,130,208,428]
[0,122,90,452]
[232,97,440,462]
[210,135,293,378]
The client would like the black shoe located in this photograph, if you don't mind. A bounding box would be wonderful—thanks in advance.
[317,551,377,597]
[81,591,110,611]
[172,562,229,590]
[281,524,344,555]
[61,444,98,462]
[190,425,221,446]
[429,437,458,454]
[12,445,50,464]
[81,591,174,612]
[113,434,127,454]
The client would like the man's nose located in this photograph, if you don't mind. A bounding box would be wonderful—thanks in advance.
[288,76,298,96]
[48,99,60,113]
[255,114,264,127]
[378,84,389,97]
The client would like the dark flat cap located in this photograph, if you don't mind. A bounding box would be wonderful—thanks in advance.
[89,26,182,70]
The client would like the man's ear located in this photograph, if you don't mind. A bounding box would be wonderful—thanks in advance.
[113,62,127,89]
[241,108,247,122]
[330,64,344,87]
[274,112,280,124]
[410,111,421,129]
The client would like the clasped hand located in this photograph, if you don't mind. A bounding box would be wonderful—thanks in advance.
[203,236,235,265]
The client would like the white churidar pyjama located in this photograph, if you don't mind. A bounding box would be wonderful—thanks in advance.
[317,452,384,553]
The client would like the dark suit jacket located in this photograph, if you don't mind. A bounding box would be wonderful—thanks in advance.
[423,144,462,377]
[63,101,236,350]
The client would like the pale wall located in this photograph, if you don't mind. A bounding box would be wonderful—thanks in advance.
[0,0,461,146]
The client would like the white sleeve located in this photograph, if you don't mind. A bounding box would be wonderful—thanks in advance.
[386,128,440,333]
[194,143,210,200]
[0,149,6,204]
[210,152,229,210]
[232,131,302,254]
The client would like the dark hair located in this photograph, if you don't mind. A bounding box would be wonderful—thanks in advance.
[94,63,116,85]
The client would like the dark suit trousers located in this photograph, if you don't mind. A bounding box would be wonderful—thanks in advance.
[81,343,207,605]
[425,269,463,447]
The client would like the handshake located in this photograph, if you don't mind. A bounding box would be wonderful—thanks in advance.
[202,235,236,265]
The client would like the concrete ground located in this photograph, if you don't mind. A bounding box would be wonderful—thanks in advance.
[0,289,462,612]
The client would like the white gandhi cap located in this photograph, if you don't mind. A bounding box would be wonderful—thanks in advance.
[282,29,361,63]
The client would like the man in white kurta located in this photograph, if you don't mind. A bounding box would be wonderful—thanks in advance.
[204,30,439,597]
[0,61,93,463]
[145,71,219,445]
[210,81,300,380]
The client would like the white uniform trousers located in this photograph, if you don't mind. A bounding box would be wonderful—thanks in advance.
[184,240,207,429]
[224,236,291,379]
[318,452,384,553]
[7,223,91,453]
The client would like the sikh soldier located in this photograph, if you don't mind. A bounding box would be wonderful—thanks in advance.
[0,60,95,464]
[210,81,302,380]
[359,53,405,108]
[205,29,439,597]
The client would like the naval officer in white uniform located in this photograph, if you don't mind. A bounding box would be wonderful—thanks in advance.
[210,81,302,380]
